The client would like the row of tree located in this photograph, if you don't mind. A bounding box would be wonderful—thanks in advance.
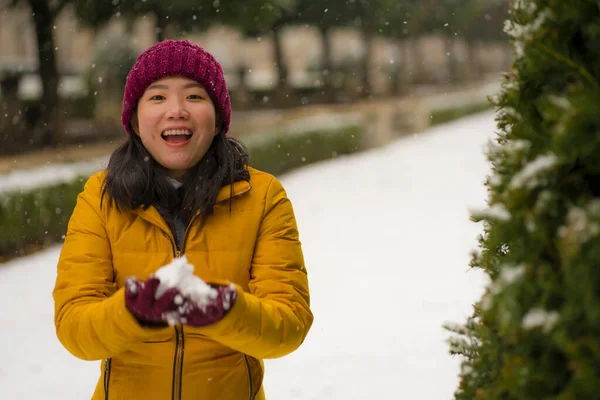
[79,0,509,95]
[1,0,509,147]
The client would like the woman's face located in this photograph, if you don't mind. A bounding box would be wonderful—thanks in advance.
[131,76,218,179]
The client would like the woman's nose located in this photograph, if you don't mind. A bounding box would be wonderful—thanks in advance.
[165,99,189,119]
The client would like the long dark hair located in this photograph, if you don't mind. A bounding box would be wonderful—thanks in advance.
[101,132,250,226]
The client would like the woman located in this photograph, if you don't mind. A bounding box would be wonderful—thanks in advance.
[53,39,313,400]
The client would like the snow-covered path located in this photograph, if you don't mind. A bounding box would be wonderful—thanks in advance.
[0,112,496,399]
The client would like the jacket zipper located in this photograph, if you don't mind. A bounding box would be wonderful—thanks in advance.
[153,226,185,400]
[168,215,199,400]
[171,324,185,400]
[147,191,247,400]
[104,358,112,400]
[244,355,254,400]
[167,229,185,400]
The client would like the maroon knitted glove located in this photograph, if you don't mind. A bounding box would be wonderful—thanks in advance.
[178,285,237,327]
[124,277,183,325]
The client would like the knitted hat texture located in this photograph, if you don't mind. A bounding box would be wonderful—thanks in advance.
[121,40,231,134]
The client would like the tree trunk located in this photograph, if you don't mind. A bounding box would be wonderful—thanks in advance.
[358,29,373,98]
[272,26,291,102]
[155,12,167,42]
[0,73,28,154]
[445,36,458,84]
[389,41,403,95]
[233,64,251,109]
[408,38,428,84]
[125,16,135,34]
[400,40,413,91]
[401,39,414,86]
[318,25,334,101]
[466,39,481,80]
[28,0,63,146]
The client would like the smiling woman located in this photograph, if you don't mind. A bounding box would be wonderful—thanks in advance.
[52,40,313,400]
[131,77,219,179]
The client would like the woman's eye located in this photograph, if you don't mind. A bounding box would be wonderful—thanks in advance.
[149,95,165,101]
[188,94,203,100]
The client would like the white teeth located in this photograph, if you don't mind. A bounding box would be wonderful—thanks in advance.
[162,129,192,136]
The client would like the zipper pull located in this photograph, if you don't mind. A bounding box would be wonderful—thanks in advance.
[175,250,182,258]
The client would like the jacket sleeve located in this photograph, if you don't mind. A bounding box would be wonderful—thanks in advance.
[53,173,168,361]
[200,176,313,359]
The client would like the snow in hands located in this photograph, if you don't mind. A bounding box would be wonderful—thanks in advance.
[153,256,231,325]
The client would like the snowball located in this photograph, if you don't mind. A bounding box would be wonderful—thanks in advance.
[126,279,138,294]
[154,256,217,309]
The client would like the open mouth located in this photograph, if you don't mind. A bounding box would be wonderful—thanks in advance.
[161,129,193,144]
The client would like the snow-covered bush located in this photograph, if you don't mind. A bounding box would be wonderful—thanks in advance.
[446,0,600,398]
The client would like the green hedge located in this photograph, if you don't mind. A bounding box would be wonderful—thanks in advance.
[429,101,492,126]
[247,125,363,176]
[0,179,86,259]
[22,94,97,126]
[0,124,363,260]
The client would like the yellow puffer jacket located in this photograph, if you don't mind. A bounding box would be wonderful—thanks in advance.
[53,167,313,400]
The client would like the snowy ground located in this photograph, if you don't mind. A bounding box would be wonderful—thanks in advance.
[0,111,496,399]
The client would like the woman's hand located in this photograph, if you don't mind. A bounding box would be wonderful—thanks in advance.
[125,277,237,327]
[177,284,237,327]
[124,277,182,325]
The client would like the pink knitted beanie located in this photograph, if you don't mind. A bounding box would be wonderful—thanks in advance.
[121,40,231,134]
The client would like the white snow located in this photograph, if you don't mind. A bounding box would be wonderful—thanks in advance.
[471,203,512,222]
[498,264,526,285]
[497,106,519,120]
[505,139,530,153]
[509,153,559,190]
[513,0,537,14]
[559,207,588,237]
[487,264,526,299]
[558,202,600,243]
[0,111,496,399]
[0,156,108,194]
[547,95,571,111]
[504,8,552,58]
[522,308,560,332]
[151,256,220,326]
[153,255,217,308]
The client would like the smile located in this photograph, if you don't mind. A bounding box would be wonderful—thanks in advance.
[161,129,193,146]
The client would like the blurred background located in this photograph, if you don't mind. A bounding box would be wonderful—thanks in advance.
[0,1,513,398]
[0,0,511,261]
[0,0,510,149]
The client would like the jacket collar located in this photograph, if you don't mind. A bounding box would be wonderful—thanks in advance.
[215,179,252,204]
[134,179,252,230]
